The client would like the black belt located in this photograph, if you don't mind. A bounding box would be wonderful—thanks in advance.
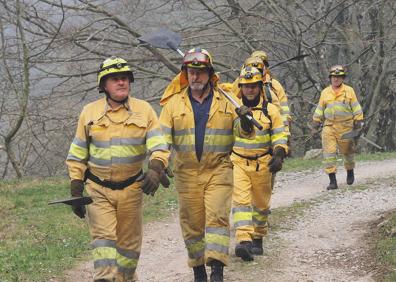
[84,169,143,190]
[231,149,273,160]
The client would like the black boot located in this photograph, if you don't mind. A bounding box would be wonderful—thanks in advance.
[209,260,224,282]
[347,169,354,185]
[235,241,254,261]
[251,238,263,255]
[193,265,207,282]
[327,173,338,190]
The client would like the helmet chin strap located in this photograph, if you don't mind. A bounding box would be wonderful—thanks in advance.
[105,91,129,105]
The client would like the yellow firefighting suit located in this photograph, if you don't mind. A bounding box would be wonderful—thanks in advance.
[313,83,363,174]
[159,74,253,268]
[263,73,291,136]
[66,97,170,281]
[231,96,288,243]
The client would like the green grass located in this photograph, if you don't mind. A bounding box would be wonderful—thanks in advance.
[373,210,396,281]
[0,177,177,282]
[283,151,396,172]
[0,178,89,282]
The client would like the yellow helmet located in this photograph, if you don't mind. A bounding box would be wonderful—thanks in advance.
[97,57,134,92]
[251,50,268,63]
[182,47,214,69]
[329,65,346,77]
[243,56,264,71]
[238,66,263,86]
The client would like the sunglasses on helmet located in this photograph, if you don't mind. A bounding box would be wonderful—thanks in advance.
[183,52,211,65]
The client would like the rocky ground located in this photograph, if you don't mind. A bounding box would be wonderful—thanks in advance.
[61,159,396,281]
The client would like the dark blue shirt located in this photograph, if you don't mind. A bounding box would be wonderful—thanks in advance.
[189,90,213,161]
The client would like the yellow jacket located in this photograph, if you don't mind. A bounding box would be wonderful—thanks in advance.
[160,85,252,171]
[232,96,288,158]
[264,74,291,129]
[66,97,170,182]
[313,83,363,125]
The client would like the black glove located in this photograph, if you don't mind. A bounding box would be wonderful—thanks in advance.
[235,105,253,133]
[353,120,364,130]
[310,121,321,136]
[70,179,86,219]
[141,160,171,196]
[268,147,286,173]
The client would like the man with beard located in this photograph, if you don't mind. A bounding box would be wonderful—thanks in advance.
[159,48,254,282]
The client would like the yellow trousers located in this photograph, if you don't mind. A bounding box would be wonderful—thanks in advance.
[86,180,143,282]
[322,123,355,174]
[231,154,272,243]
[175,163,233,267]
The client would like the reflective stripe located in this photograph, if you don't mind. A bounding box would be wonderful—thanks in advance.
[161,125,172,135]
[234,220,253,228]
[203,144,233,152]
[92,138,145,147]
[147,135,168,152]
[271,127,284,134]
[118,265,136,275]
[93,246,117,268]
[233,141,271,149]
[73,137,87,148]
[149,143,169,152]
[256,129,271,136]
[117,247,140,259]
[173,144,195,152]
[116,251,139,272]
[206,243,229,255]
[68,143,88,161]
[89,154,146,166]
[253,206,271,215]
[92,239,116,248]
[185,235,205,259]
[232,206,252,213]
[252,218,268,226]
[206,227,229,254]
[174,128,194,136]
[94,258,117,268]
[353,108,363,115]
[272,138,287,146]
[147,129,163,139]
[66,153,85,162]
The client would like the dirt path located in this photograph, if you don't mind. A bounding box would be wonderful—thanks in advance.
[62,159,396,281]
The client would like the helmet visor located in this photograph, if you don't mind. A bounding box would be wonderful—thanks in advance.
[183,52,211,67]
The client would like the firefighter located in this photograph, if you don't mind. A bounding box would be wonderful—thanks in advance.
[66,56,171,281]
[159,48,253,282]
[250,50,292,137]
[312,65,364,190]
[231,66,288,261]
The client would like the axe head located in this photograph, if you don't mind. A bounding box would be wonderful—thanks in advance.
[48,196,93,206]
[341,130,361,139]
[138,28,182,51]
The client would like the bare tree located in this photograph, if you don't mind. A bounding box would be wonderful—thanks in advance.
[0,0,395,178]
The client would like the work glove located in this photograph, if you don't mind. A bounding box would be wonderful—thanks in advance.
[70,179,86,219]
[353,120,364,130]
[310,121,322,136]
[141,160,171,196]
[235,105,254,133]
[268,147,286,173]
